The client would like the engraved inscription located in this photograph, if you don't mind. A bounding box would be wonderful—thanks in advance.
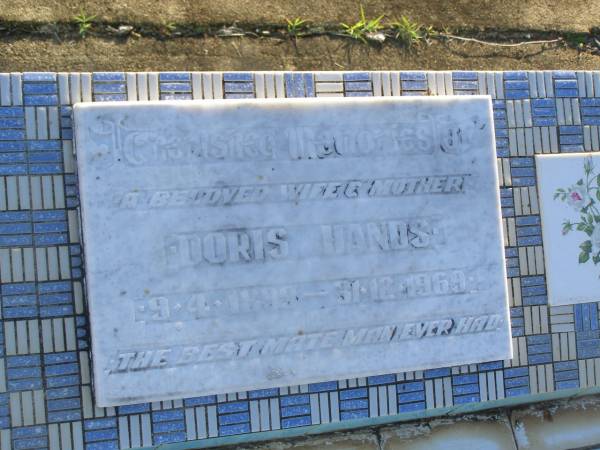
[90,118,278,166]
[321,220,433,255]
[165,227,288,266]
[287,118,435,159]
[113,174,469,210]
[134,268,473,323]
[284,175,467,201]
[108,313,504,374]
[165,218,442,269]
[87,113,483,167]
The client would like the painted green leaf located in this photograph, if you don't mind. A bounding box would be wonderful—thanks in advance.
[580,240,592,251]
[580,251,590,263]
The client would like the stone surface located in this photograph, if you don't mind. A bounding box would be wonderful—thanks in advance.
[73,96,510,407]
[510,396,600,449]
[536,153,600,305]
[236,432,379,450]
[381,417,517,450]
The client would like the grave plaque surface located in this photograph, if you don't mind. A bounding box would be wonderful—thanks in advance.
[74,96,511,406]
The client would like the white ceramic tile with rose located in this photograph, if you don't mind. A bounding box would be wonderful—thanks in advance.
[537,153,600,305]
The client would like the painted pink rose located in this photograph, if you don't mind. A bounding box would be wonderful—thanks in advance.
[567,186,589,210]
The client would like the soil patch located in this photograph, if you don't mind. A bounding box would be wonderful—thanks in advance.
[2,0,599,32]
[1,35,599,72]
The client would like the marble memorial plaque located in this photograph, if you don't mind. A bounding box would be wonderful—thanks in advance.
[537,153,600,305]
[74,96,511,406]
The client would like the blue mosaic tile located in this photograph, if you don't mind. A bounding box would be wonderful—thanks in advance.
[478,360,503,371]
[223,93,254,99]
[452,80,477,91]
[0,129,25,141]
[504,367,530,397]
[511,307,525,337]
[92,73,126,82]
[345,91,373,97]
[505,247,520,278]
[217,401,251,436]
[500,188,514,217]
[493,100,509,156]
[400,73,428,93]
[23,73,56,82]
[117,403,150,415]
[368,374,396,385]
[6,355,42,391]
[0,393,9,429]
[504,71,528,80]
[93,83,126,94]
[159,72,191,82]
[553,72,579,98]
[453,71,479,93]
[12,425,48,450]
[453,71,478,80]
[93,94,127,102]
[23,83,58,95]
[515,215,542,247]
[76,315,89,349]
[575,303,600,332]
[452,373,480,404]
[23,95,59,106]
[527,334,553,365]
[554,361,579,390]
[224,82,253,93]
[339,388,368,420]
[285,73,315,98]
[308,381,337,393]
[84,418,118,450]
[344,72,372,82]
[521,276,547,306]
[223,73,253,82]
[161,94,193,100]
[153,409,186,444]
[558,125,584,152]
[161,82,192,92]
[424,368,451,378]
[397,381,425,412]
[345,81,373,92]
[576,331,600,359]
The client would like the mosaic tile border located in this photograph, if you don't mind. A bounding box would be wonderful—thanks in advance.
[1,70,600,449]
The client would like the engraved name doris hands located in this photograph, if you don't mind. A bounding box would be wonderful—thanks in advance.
[164,219,442,268]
